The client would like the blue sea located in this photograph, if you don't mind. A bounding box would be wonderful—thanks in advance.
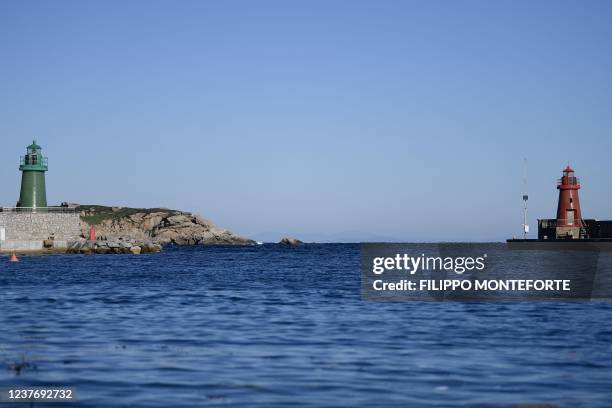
[1,244,611,407]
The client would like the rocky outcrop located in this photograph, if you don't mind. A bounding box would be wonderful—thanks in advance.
[279,237,303,246]
[78,205,255,246]
[67,237,162,255]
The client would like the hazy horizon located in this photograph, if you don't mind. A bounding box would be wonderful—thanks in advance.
[1,1,611,242]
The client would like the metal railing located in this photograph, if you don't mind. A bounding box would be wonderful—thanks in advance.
[19,156,48,167]
[557,176,579,186]
[0,207,76,213]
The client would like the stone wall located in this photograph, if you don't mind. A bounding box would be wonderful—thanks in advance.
[0,212,81,241]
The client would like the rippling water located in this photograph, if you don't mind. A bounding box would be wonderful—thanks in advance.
[1,244,611,407]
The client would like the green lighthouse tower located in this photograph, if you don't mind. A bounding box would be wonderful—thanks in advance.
[17,140,48,208]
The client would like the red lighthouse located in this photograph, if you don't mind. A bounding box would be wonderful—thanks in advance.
[555,165,583,239]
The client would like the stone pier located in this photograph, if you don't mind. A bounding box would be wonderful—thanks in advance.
[0,212,81,252]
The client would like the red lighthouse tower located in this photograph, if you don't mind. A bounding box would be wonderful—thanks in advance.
[555,165,583,239]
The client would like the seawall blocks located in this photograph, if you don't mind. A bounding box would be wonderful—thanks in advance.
[0,212,81,251]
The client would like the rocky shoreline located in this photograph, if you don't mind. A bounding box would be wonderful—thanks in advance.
[14,204,260,255]
[78,205,255,250]
[67,237,163,255]
[1,205,296,255]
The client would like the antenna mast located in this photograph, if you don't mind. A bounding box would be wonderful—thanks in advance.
[522,158,529,239]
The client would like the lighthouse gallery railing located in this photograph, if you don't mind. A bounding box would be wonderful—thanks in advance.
[20,156,49,166]
[0,207,76,214]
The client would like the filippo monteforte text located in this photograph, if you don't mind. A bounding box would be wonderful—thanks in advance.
[372,254,487,275]
[372,279,571,292]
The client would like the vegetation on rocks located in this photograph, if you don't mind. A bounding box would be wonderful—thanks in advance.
[79,205,180,225]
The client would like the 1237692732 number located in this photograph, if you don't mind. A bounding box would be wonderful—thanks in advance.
[1,388,76,402]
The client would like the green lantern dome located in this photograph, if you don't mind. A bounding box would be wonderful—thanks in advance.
[27,140,42,150]
[17,140,48,208]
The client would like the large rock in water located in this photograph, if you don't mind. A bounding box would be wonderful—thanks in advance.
[279,237,303,246]
[77,205,254,246]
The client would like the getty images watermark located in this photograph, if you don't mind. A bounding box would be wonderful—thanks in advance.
[361,243,611,301]
[372,253,487,274]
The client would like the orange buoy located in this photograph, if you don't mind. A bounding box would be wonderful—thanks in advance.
[9,252,19,262]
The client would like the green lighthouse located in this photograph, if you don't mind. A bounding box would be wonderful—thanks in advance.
[17,140,48,208]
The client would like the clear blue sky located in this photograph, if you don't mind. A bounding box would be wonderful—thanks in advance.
[1,1,611,242]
